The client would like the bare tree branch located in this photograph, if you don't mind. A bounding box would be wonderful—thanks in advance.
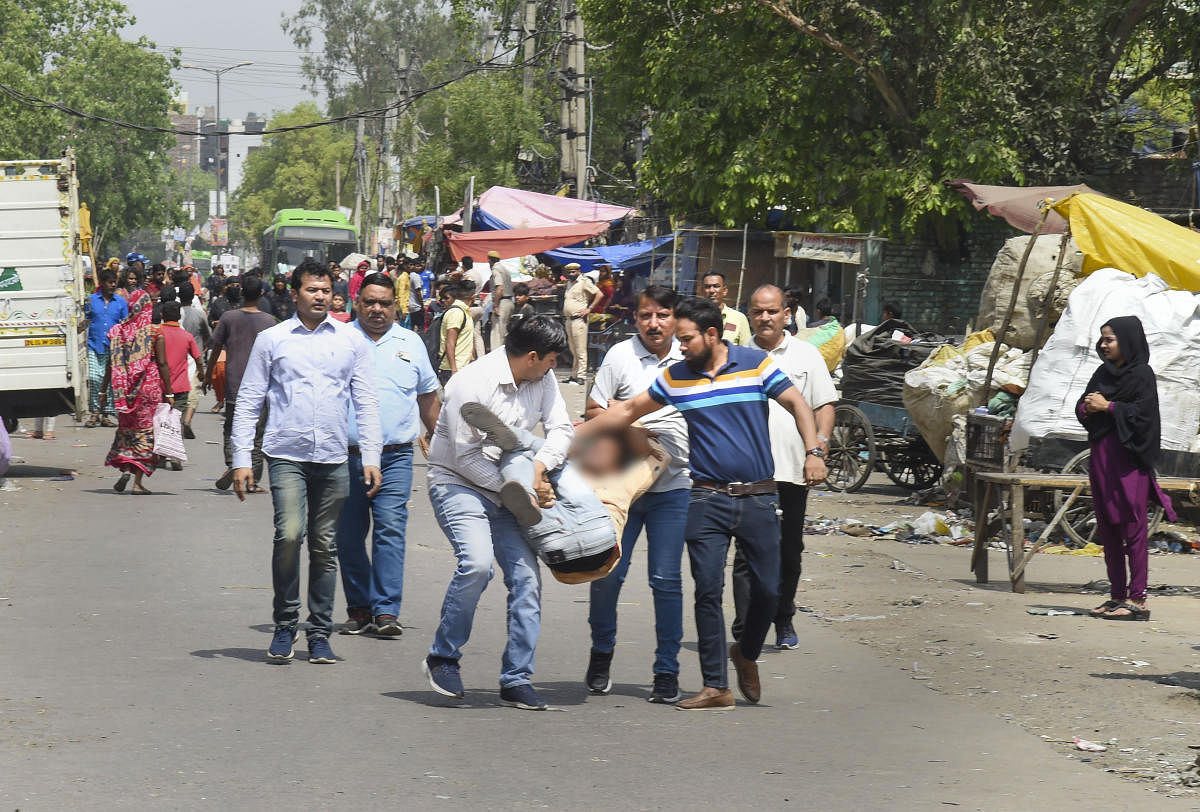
[1117,45,1184,101]
[756,0,910,122]
[1094,0,1158,96]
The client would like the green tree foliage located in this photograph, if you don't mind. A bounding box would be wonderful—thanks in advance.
[580,0,1200,234]
[0,0,177,255]
[230,103,356,247]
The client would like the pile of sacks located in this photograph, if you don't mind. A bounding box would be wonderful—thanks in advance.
[976,235,1083,350]
[902,331,1031,462]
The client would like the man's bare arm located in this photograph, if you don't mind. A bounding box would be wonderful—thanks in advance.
[577,390,659,439]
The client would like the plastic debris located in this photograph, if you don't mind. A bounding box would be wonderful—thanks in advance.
[1074,738,1108,752]
[1026,606,1084,616]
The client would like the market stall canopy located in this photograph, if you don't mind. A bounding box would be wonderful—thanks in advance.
[1051,192,1200,292]
[945,180,1100,234]
[443,186,635,229]
[446,222,612,262]
[543,234,676,274]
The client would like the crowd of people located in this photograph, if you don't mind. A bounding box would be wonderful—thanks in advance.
[53,240,1172,711]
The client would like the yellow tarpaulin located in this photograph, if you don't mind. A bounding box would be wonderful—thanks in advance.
[1050,193,1200,292]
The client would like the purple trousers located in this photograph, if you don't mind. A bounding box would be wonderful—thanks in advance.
[1095,516,1148,603]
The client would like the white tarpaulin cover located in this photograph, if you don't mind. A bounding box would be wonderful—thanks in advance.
[1011,269,1200,453]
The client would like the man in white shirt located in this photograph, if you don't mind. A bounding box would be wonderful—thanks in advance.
[422,314,573,710]
[701,271,751,345]
[733,284,837,650]
[583,284,691,704]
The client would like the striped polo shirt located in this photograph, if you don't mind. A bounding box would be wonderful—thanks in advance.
[648,342,794,483]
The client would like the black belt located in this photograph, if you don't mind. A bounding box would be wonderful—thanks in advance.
[499,295,512,299]
[348,443,411,456]
[693,479,777,496]
[568,314,586,319]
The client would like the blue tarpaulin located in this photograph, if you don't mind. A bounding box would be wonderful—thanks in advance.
[542,234,675,275]
[402,215,439,228]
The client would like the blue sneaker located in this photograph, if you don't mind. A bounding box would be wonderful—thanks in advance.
[423,656,464,698]
[267,626,299,661]
[500,683,548,711]
[775,621,800,650]
[308,636,337,664]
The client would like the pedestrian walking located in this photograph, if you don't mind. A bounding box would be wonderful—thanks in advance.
[335,273,440,637]
[102,290,173,495]
[1078,316,1177,621]
[404,252,426,332]
[733,285,837,650]
[583,284,690,704]
[421,315,572,710]
[582,296,827,709]
[83,268,128,428]
[437,282,474,385]
[700,272,751,346]
[231,258,382,664]
[206,276,276,492]
[562,262,603,384]
[177,285,211,439]
[158,301,203,470]
[267,277,296,322]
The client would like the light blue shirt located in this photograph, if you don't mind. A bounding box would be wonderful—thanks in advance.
[232,315,382,469]
[348,320,438,446]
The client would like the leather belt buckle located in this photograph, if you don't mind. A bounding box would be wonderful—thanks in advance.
[725,481,752,496]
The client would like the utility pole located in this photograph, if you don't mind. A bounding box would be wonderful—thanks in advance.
[559,2,574,191]
[335,160,342,209]
[182,61,252,218]
[522,0,537,99]
[572,8,587,200]
[353,116,367,251]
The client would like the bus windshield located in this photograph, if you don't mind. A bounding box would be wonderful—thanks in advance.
[271,239,356,276]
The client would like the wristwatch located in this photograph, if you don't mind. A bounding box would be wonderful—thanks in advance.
[807,447,826,459]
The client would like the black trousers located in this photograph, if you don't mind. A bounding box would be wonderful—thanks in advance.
[732,480,808,639]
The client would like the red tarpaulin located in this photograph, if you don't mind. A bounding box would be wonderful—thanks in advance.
[945,180,1101,234]
[446,222,611,261]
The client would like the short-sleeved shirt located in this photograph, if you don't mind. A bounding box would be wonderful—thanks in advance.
[408,272,423,312]
[491,262,514,298]
[751,333,838,485]
[419,270,434,299]
[348,321,438,446]
[440,301,474,371]
[648,342,794,483]
[722,305,752,346]
[160,322,200,394]
[590,335,691,492]
[563,276,599,317]
[85,292,128,354]
[211,308,277,398]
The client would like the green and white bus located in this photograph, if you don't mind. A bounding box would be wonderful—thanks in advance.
[261,209,358,276]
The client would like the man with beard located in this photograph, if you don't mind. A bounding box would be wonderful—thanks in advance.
[580,296,827,709]
[582,284,690,704]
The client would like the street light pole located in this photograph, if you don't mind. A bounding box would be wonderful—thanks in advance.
[182,61,252,220]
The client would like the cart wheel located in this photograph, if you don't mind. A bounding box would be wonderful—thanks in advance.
[1054,449,1163,547]
[825,404,875,493]
[884,439,944,491]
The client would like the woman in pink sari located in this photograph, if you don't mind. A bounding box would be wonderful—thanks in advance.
[102,290,174,494]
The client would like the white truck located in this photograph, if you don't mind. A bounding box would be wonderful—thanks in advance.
[0,151,87,432]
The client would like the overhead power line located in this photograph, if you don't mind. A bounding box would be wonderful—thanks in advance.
[0,39,559,138]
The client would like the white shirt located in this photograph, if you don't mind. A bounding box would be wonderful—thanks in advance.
[750,332,838,486]
[408,271,423,312]
[590,334,691,492]
[428,347,573,498]
[233,315,382,469]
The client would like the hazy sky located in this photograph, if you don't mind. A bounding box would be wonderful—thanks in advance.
[122,1,324,120]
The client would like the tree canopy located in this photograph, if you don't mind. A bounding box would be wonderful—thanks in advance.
[580,0,1200,234]
[0,0,177,255]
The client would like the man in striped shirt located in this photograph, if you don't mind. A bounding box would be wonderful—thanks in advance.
[582,296,827,710]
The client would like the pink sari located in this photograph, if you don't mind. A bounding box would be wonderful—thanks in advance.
[104,291,163,475]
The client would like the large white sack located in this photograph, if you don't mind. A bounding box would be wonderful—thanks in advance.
[977,236,1082,350]
[1011,269,1200,453]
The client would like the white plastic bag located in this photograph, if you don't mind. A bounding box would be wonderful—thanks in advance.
[152,402,187,462]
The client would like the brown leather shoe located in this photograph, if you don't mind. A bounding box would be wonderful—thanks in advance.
[675,686,735,710]
[730,643,761,704]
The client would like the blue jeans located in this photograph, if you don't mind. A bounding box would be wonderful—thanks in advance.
[267,457,350,638]
[428,481,542,688]
[499,431,615,559]
[334,447,414,617]
[589,488,688,674]
[686,489,780,689]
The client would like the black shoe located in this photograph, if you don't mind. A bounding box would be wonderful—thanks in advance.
[500,683,547,710]
[648,673,681,704]
[585,648,613,695]
[182,422,195,440]
[215,468,234,490]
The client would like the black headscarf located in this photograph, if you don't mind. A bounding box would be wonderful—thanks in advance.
[1075,315,1161,469]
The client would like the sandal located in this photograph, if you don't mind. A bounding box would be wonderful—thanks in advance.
[1100,603,1151,622]
[131,485,153,495]
[84,414,100,428]
[100,416,117,428]
[1088,600,1121,618]
[113,473,130,493]
[246,485,267,494]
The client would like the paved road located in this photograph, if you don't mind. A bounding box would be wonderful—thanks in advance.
[0,404,1174,810]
